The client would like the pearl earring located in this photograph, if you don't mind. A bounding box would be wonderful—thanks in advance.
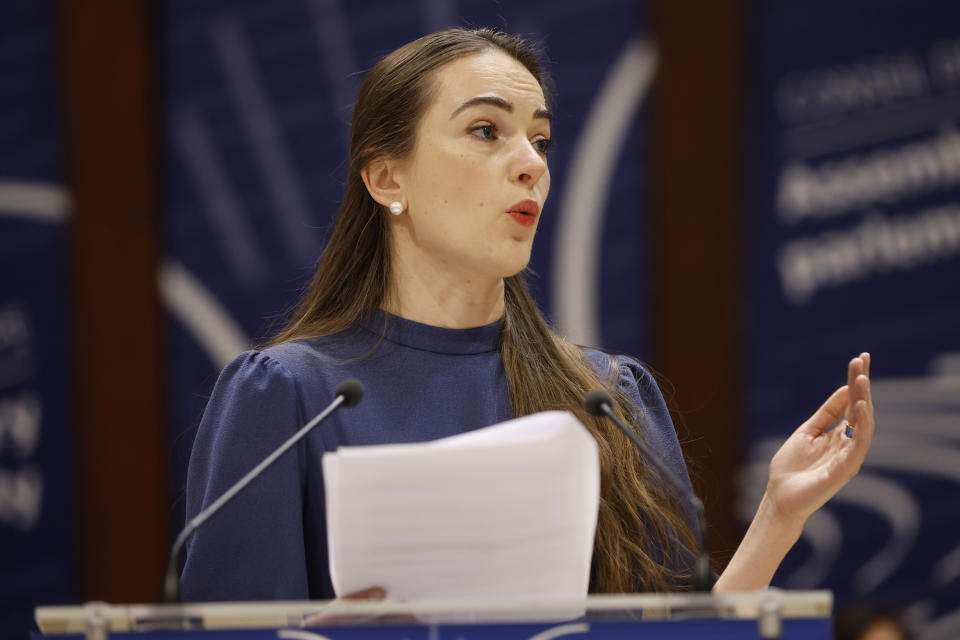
[389,201,404,216]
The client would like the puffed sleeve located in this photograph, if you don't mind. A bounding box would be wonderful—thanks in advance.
[612,355,694,495]
[180,351,309,601]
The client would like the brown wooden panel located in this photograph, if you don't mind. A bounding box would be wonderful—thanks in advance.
[59,0,169,602]
[648,0,746,568]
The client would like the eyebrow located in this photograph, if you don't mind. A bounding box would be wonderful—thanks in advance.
[450,95,552,122]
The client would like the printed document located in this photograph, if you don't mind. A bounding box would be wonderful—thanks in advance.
[322,410,600,602]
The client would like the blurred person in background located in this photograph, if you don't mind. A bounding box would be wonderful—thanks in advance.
[835,604,913,640]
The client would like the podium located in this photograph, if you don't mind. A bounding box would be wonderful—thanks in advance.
[35,590,831,639]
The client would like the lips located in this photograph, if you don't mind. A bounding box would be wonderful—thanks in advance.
[507,199,539,227]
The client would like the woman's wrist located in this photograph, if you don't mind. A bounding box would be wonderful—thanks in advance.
[712,490,805,593]
[756,487,806,545]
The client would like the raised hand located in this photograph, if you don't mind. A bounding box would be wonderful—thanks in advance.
[765,352,875,528]
[713,353,875,593]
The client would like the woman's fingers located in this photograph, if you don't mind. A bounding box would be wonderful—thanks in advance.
[800,354,870,440]
[851,380,875,449]
[849,356,860,385]
[855,352,872,420]
[862,358,874,420]
[799,385,849,437]
[844,356,866,425]
[846,353,874,443]
[836,370,874,484]
[854,397,874,445]
[846,357,863,399]
[301,586,387,627]
[344,586,386,600]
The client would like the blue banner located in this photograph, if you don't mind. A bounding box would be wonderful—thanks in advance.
[0,0,76,634]
[160,0,655,528]
[741,1,960,636]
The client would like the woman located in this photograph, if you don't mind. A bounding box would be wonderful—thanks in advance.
[181,28,874,600]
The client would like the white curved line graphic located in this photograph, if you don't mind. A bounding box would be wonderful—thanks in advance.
[920,606,960,640]
[863,438,960,481]
[527,622,590,640]
[552,38,658,347]
[745,439,782,465]
[869,408,960,441]
[869,377,960,408]
[930,352,960,376]
[306,0,361,144]
[785,509,843,588]
[277,630,334,640]
[933,542,960,588]
[736,460,769,520]
[213,17,317,267]
[0,181,70,223]
[832,473,921,593]
[158,260,249,369]
[172,109,268,285]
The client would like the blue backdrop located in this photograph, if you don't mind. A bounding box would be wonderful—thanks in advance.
[0,0,76,633]
[6,1,960,638]
[741,1,960,636]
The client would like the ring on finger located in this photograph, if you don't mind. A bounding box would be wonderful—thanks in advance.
[844,422,856,439]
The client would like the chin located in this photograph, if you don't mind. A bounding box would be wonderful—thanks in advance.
[472,241,533,279]
[494,254,533,279]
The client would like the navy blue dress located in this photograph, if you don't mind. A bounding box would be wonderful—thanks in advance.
[181,311,692,601]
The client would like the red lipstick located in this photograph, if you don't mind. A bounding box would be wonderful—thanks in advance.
[507,199,539,227]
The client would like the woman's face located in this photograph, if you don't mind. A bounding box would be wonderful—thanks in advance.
[391,49,552,280]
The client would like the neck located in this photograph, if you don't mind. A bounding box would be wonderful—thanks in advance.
[384,250,505,329]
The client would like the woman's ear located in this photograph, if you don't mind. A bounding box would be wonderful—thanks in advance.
[360,158,405,210]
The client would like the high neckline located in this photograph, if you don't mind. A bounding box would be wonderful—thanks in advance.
[358,309,502,355]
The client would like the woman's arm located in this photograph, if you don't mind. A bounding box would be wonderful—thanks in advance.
[181,351,311,601]
[713,353,874,593]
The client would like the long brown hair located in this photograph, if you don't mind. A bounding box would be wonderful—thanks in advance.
[271,28,698,592]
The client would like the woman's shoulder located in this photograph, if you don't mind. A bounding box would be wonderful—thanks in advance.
[258,339,327,376]
[220,333,361,383]
[216,340,314,380]
[202,340,332,410]
[581,348,663,404]
[581,347,688,482]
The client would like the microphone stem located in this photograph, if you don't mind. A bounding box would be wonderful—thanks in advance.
[599,402,714,592]
[163,393,346,603]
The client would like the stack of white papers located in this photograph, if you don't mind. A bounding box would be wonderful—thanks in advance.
[322,411,600,602]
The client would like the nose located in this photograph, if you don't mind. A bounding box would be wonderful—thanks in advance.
[512,139,547,187]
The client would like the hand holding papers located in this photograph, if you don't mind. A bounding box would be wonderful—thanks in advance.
[322,411,600,602]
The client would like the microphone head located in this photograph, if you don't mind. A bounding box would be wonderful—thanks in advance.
[584,389,613,417]
[335,379,364,407]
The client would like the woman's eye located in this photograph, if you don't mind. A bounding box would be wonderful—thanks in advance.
[534,138,553,154]
[471,124,498,140]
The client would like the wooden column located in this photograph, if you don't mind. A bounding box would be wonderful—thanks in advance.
[648,0,746,567]
[59,0,169,601]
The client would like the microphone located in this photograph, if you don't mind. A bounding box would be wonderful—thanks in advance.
[585,389,714,592]
[163,378,365,603]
